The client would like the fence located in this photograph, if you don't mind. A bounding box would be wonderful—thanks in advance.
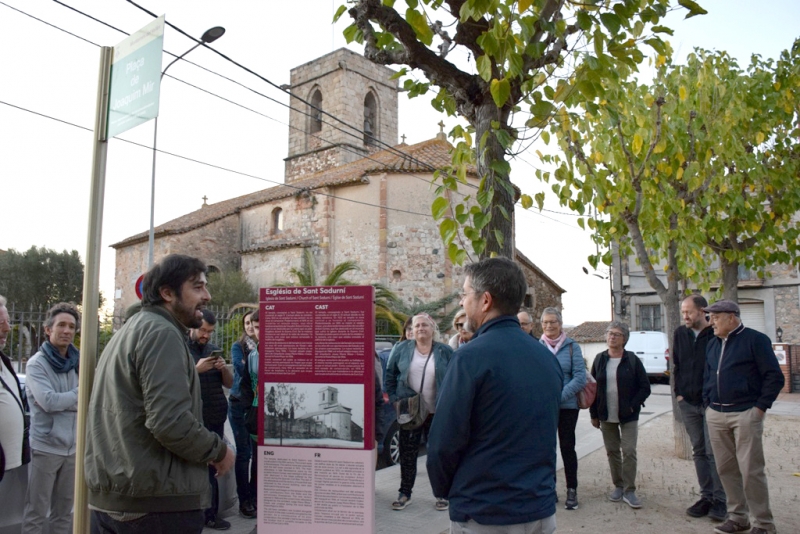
[2,304,399,373]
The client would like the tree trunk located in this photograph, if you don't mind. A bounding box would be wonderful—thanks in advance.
[720,255,740,302]
[664,291,692,460]
[473,103,514,260]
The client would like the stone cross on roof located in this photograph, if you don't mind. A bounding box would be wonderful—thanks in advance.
[201,195,208,207]
[436,120,447,141]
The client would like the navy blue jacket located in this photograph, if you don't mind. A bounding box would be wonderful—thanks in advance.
[703,324,784,412]
[426,316,562,525]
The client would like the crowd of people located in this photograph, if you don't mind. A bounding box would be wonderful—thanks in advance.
[0,253,787,534]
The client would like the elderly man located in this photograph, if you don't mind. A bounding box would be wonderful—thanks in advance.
[23,302,80,534]
[427,257,562,533]
[517,308,537,339]
[703,300,784,534]
[86,254,234,534]
[0,295,29,484]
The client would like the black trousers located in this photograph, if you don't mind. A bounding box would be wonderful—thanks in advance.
[558,408,580,489]
[398,414,433,498]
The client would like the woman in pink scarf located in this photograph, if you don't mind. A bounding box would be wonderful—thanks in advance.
[539,307,586,511]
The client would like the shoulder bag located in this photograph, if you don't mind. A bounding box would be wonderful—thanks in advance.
[393,349,433,430]
[570,344,597,409]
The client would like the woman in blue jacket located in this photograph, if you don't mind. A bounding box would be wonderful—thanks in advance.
[385,313,453,512]
[539,307,586,511]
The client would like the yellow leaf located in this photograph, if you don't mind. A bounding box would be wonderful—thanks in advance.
[653,138,667,154]
[680,199,686,209]
[756,132,765,145]
[774,81,781,90]
[632,134,643,155]
[676,152,685,165]
[705,148,713,163]
[518,0,533,13]
[769,212,776,220]
[676,167,684,181]
[593,151,604,163]
[609,226,617,234]
[679,86,687,101]
[656,55,666,67]
[644,94,654,108]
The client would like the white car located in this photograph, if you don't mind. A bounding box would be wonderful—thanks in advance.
[626,331,670,380]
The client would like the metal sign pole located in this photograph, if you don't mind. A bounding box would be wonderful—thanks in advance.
[73,45,113,534]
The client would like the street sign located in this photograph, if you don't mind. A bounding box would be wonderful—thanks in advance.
[135,274,145,300]
[107,16,165,138]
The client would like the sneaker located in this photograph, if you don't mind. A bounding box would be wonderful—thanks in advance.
[392,493,411,510]
[622,491,642,509]
[435,498,449,511]
[686,497,712,518]
[608,487,624,502]
[713,519,751,534]
[708,500,727,522]
[748,529,769,534]
[205,517,231,530]
[239,501,257,519]
[565,488,578,510]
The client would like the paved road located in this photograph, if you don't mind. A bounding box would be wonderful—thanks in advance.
[224,384,678,534]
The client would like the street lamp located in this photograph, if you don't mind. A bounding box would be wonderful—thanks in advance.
[148,26,226,267]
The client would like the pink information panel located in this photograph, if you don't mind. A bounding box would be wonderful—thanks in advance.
[255,286,376,533]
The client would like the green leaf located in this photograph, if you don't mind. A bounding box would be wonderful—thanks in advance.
[342,24,362,44]
[493,229,505,248]
[332,4,347,22]
[541,131,550,144]
[490,78,511,107]
[432,196,449,219]
[439,218,458,244]
[599,13,621,35]
[577,217,585,230]
[473,210,491,230]
[678,0,708,18]
[520,194,533,209]
[382,0,396,6]
[576,10,592,31]
[406,8,433,45]
[651,25,674,35]
[477,55,492,82]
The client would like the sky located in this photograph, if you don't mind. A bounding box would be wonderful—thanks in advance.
[1,0,797,326]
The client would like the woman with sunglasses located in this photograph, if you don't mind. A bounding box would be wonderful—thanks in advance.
[448,310,473,350]
[590,321,651,510]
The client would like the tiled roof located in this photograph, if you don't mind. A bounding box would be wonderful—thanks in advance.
[515,249,566,294]
[112,138,473,248]
[566,321,611,342]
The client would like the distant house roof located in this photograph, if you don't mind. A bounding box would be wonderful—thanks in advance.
[298,404,353,419]
[515,249,566,294]
[567,321,610,343]
[112,138,475,249]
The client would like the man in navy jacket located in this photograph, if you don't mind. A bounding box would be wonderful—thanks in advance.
[703,300,783,534]
[427,258,562,533]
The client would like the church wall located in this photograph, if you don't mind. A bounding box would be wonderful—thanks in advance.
[113,214,240,313]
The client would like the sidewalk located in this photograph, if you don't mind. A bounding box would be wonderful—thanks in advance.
[220,385,800,534]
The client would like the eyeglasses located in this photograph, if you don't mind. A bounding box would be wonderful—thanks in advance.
[520,322,532,326]
[541,320,559,326]
[607,332,624,338]
[459,289,480,299]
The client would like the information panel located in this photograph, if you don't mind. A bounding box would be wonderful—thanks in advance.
[255,286,376,534]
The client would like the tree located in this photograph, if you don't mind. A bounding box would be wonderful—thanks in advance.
[277,248,405,332]
[391,292,461,335]
[206,268,258,310]
[0,246,85,309]
[338,0,706,261]
[543,42,800,457]
[268,383,306,445]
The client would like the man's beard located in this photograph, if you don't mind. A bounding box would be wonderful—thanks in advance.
[174,298,203,328]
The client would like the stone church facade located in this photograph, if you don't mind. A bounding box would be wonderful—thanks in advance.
[112,48,565,323]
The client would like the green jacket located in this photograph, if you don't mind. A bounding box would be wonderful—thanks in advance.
[85,305,227,513]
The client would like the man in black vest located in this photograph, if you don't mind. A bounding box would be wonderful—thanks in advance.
[189,309,233,531]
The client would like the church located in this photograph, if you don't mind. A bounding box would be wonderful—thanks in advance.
[111,48,565,324]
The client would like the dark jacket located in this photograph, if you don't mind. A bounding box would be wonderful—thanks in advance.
[672,325,715,405]
[85,306,227,513]
[384,339,453,405]
[188,339,228,427]
[590,350,651,423]
[703,323,784,412]
[427,316,562,525]
[0,349,30,481]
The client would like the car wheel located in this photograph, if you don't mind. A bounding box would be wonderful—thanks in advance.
[382,422,400,466]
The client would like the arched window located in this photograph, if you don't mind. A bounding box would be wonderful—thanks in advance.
[364,92,378,146]
[272,208,284,234]
[309,89,323,134]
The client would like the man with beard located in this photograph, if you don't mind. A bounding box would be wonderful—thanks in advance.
[86,254,234,534]
[188,309,233,530]
[427,258,562,533]
[23,302,80,534]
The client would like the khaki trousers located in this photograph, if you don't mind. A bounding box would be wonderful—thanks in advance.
[706,407,775,533]
[600,420,639,492]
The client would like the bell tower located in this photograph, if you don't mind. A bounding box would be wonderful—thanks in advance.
[284,48,399,183]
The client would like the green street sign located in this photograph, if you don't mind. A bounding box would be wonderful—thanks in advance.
[107,16,165,138]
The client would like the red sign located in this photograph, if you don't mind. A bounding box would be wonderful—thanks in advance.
[134,274,145,300]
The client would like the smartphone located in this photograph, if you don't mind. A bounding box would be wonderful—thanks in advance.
[210,349,223,360]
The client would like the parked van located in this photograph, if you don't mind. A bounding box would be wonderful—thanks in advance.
[626,331,670,380]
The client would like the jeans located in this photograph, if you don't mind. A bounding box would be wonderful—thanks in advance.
[229,397,254,506]
[398,415,433,498]
[451,514,556,534]
[557,409,580,489]
[22,450,75,534]
[91,510,204,534]
[600,420,639,492]
[205,422,225,522]
[679,400,726,503]
[706,407,776,532]
[250,438,258,510]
